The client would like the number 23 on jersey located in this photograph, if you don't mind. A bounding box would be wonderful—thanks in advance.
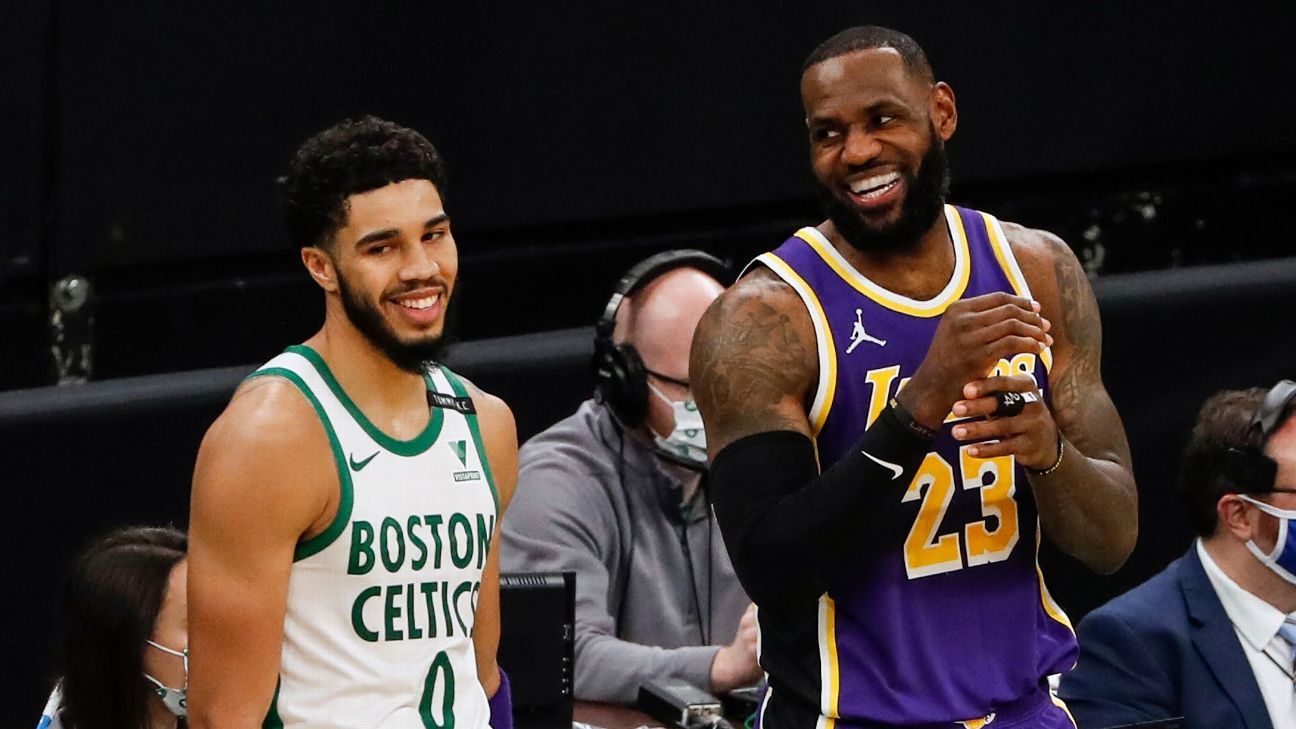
[863,357,1037,581]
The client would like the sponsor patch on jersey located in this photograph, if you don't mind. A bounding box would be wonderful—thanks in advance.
[453,470,482,482]
[427,391,476,414]
[449,439,469,466]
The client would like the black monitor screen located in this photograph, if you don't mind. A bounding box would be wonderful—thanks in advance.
[498,572,575,729]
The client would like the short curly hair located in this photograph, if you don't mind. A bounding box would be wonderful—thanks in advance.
[278,116,448,250]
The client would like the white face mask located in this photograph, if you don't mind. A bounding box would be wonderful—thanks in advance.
[143,639,188,718]
[1237,495,1296,586]
[648,383,708,468]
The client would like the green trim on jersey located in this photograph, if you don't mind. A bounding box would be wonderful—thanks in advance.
[246,367,355,562]
[262,677,284,728]
[438,366,500,516]
[285,344,444,456]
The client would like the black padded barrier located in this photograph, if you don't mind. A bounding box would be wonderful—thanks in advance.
[3,260,1295,724]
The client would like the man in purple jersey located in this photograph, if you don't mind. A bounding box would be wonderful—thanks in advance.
[690,26,1138,728]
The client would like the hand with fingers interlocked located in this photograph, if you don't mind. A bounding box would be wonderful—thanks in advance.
[950,374,1061,471]
[895,291,1053,431]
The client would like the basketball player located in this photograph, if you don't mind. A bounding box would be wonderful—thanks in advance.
[690,27,1138,728]
[187,117,517,728]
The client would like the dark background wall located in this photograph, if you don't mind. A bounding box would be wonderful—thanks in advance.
[2,0,1294,388]
[4,0,1296,725]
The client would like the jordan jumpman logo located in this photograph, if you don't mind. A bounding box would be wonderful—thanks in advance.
[846,308,887,353]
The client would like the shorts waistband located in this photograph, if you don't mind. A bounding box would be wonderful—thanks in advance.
[761,683,1057,729]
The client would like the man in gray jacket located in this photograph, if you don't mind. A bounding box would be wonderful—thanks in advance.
[501,251,760,704]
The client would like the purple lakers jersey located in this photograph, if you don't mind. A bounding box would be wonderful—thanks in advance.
[749,206,1078,728]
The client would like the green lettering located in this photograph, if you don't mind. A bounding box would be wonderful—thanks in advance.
[384,584,404,641]
[425,514,444,568]
[380,516,406,573]
[347,521,375,575]
[448,513,472,569]
[409,515,429,570]
[351,586,380,642]
[420,582,439,638]
[406,581,423,640]
[475,514,495,569]
[419,651,456,729]
[441,580,454,637]
[452,580,472,635]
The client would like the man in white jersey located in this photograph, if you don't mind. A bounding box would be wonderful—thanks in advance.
[188,117,518,728]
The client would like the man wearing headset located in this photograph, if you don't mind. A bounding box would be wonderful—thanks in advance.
[1060,381,1296,728]
[500,251,760,704]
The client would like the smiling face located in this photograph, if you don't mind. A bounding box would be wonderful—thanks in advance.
[309,178,458,372]
[801,47,956,252]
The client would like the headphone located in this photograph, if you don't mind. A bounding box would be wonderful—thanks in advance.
[1226,379,1296,492]
[592,249,728,427]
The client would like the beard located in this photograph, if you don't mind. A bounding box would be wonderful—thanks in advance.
[335,269,455,374]
[816,130,950,254]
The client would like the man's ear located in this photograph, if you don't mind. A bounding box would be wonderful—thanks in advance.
[931,81,957,142]
[1217,493,1261,543]
[301,246,339,293]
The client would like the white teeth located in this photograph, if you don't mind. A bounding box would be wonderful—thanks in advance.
[399,294,439,310]
[849,171,901,195]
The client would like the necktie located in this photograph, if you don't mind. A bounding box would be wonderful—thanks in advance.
[1278,616,1296,678]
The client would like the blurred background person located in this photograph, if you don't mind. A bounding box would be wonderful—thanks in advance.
[40,525,188,729]
[1060,382,1296,728]
[501,251,760,704]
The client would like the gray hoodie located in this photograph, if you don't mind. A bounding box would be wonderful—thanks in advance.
[500,399,750,703]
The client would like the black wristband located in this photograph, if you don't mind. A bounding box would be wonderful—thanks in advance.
[887,397,939,441]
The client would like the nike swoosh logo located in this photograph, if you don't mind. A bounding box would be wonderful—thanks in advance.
[860,450,903,480]
[349,451,379,471]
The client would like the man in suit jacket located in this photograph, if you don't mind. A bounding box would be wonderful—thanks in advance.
[1058,383,1296,729]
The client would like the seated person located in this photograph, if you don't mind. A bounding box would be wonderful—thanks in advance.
[1058,382,1296,728]
[40,525,188,729]
[501,250,760,703]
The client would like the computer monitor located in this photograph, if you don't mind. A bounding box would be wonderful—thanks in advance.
[498,572,576,729]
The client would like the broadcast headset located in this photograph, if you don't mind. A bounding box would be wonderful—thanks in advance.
[591,248,728,644]
[592,249,728,428]
[1226,379,1296,492]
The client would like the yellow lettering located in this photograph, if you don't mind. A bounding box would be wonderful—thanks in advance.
[902,453,963,579]
[961,447,1020,566]
[864,365,901,428]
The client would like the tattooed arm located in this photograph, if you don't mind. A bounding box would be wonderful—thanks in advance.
[690,269,935,605]
[690,268,818,454]
[1009,225,1138,573]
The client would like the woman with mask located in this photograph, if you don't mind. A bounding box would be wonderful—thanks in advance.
[39,525,188,729]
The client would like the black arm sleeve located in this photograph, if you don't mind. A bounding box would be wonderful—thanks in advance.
[708,405,932,607]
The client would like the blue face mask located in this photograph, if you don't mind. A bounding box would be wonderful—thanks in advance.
[1237,495,1296,585]
[143,640,188,718]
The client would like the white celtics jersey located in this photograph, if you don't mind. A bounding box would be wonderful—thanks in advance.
[251,345,498,729]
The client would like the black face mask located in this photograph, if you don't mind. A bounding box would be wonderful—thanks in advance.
[335,266,454,374]
[815,128,950,255]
